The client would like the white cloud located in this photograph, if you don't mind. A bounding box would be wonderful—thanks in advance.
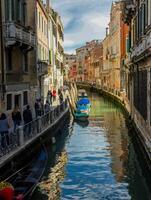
[64,39,75,48]
[52,0,112,52]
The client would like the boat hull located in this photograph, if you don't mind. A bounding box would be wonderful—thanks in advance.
[6,146,48,200]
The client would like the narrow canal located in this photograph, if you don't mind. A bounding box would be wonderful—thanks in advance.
[33,92,151,200]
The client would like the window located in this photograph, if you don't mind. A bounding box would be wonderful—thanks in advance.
[23,91,28,105]
[22,53,28,72]
[38,44,41,59]
[6,49,12,71]
[6,94,12,110]
[148,0,151,26]
[42,17,43,32]
[22,0,27,25]
[39,12,41,28]
[16,0,22,22]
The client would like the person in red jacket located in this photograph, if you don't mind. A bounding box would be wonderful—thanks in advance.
[52,89,57,102]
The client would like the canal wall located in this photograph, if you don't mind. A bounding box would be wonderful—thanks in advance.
[77,82,151,169]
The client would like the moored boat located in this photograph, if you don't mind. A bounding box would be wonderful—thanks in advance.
[5,146,48,200]
[74,91,91,121]
[78,89,88,99]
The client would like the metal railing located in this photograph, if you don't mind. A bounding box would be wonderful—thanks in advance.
[0,100,68,159]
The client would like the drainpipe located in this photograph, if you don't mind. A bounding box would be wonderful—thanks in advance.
[0,0,5,100]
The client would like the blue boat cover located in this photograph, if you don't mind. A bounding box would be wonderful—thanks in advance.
[77,104,88,110]
[78,98,90,105]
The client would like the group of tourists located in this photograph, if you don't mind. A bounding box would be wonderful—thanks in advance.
[0,105,33,149]
[0,88,65,150]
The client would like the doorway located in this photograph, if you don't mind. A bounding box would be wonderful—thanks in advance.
[14,94,21,110]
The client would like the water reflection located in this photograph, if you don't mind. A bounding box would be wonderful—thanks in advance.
[75,119,89,128]
[33,93,151,200]
[60,93,151,200]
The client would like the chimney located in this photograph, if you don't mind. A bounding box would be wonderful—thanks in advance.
[106,27,109,36]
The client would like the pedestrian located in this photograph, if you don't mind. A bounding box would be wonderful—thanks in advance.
[44,100,51,114]
[47,90,52,105]
[52,89,57,102]
[12,106,22,132]
[38,98,44,116]
[23,105,32,137]
[59,91,63,104]
[34,99,39,118]
[44,100,51,124]
[0,113,10,149]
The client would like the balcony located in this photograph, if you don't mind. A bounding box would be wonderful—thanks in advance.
[4,22,36,48]
[131,31,151,60]
[131,38,146,58]
[37,60,49,76]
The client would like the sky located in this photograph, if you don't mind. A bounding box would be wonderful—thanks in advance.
[52,0,113,54]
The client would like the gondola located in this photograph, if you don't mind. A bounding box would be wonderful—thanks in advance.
[5,146,48,200]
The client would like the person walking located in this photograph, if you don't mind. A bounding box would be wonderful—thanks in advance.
[38,98,44,116]
[34,99,39,118]
[44,100,51,114]
[52,89,57,102]
[12,106,22,132]
[44,100,51,124]
[0,113,10,149]
[47,90,52,105]
[59,91,63,104]
[23,105,32,137]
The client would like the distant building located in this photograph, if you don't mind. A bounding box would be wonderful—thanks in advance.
[102,1,129,93]
[90,42,103,85]
[68,61,77,82]
[76,40,102,83]
[64,53,76,82]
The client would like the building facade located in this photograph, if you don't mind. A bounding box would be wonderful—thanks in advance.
[37,0,49,101]
[76,40,102,83]
[64,53,76,83]
[90,42,103,85]
[68,61,77,82]
[0,0,64,114]
[102,2,129,93]
[102,32,110,90]
[123,0,151,156]
[0,0,37,114]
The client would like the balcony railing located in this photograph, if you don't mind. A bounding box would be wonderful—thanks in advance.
[4,22,35,48]
[38,60,49,76]
[131,36,150,59]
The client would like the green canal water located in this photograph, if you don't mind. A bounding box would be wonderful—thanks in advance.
[33,92,151,200]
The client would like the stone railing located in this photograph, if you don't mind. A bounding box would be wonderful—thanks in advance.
[0,100,68,161]
[4,22,35,47]
[131,31,151,59]
[37,60,50,76]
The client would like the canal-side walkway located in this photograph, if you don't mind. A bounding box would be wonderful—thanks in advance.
[0,100,68,168]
